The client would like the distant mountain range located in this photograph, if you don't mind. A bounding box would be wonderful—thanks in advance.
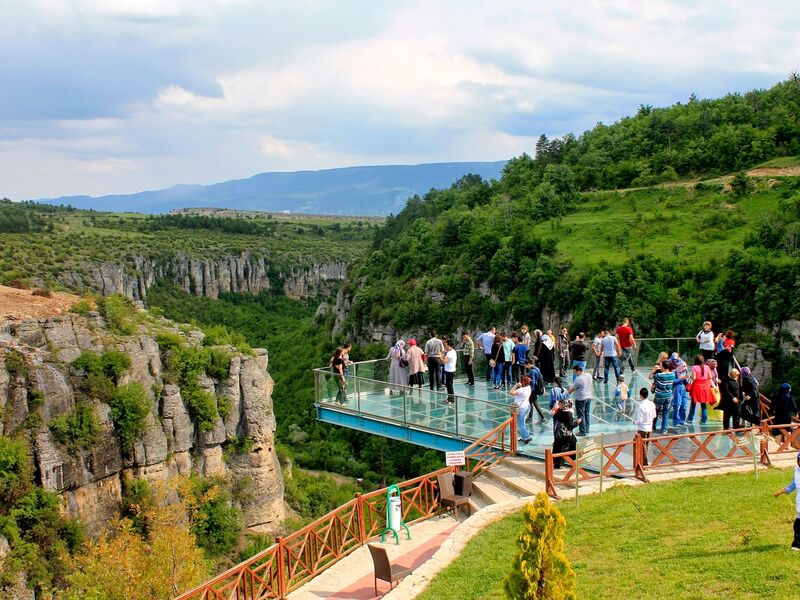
[34,161,507,216]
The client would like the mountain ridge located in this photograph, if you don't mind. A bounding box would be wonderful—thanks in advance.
[33,161,508,216]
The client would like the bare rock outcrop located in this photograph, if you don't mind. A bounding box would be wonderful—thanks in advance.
[0,313,284,537]
[52,252,346,301]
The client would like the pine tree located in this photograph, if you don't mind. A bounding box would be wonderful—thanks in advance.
[503,492,576,600]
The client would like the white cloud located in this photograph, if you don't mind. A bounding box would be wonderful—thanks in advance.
[3,0,800,199]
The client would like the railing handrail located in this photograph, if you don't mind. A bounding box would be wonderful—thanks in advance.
[176,416,517,600]
[313,367,514,411]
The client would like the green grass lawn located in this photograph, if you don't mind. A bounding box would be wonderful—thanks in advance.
[533,181,785,265]
[419,468,800,600]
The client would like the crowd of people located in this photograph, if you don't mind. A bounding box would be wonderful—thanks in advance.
[328,319,798,454]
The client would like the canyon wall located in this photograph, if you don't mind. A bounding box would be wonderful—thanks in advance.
[0,313,284,536]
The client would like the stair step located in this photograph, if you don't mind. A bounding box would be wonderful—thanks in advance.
[485,463,545,497]
[472,478,520,505]
[503,457,547,479]
[467,492,489,514]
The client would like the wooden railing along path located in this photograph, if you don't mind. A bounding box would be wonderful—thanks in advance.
[175,415,516,600]
[545,418,800,499]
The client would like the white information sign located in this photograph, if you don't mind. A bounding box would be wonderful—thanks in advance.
[445,451,466,467]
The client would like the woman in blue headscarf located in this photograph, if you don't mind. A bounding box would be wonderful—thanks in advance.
[772,383,797,435]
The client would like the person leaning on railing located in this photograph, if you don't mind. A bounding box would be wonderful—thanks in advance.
[330,347,347,404]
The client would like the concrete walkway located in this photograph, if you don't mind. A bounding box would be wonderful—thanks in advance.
[286,513,464,600]
[288,452,799,599]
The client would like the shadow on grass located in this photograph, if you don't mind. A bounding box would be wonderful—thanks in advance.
[664,543,783,561]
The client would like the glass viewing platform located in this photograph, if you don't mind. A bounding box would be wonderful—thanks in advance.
[314,338,730,461]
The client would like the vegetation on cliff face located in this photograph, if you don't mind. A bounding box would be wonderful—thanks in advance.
[0,203,373,291]
[146,283,445,491]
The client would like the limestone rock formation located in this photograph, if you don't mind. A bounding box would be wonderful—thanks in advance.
[53,252,346,301]
[0,313,284,537]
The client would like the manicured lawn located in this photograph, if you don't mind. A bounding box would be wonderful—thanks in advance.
[418,468,800,600]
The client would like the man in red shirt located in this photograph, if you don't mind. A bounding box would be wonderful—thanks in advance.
[616,317,637,375]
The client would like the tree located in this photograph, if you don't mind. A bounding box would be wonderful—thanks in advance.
[503,493,576,600]
[730,170,755,197]
[62,481,210,600]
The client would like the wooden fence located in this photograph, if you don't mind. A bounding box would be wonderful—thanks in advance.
[545,418,800,500]
[175,415,515,600]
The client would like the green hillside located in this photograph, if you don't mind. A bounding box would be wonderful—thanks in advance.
[0,202,374,288]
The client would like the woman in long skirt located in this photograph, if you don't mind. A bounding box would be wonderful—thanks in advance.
[387,340,408,392]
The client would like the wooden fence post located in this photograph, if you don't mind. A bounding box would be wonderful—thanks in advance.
[760,421,773,467]
[277,537,286,599]
[355,494,367,545]
[633,434,649,482]
[544,449,559,499]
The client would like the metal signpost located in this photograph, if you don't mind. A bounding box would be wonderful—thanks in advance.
[736,429,767,480]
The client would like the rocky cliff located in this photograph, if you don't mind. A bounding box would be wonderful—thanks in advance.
[0,312,284,537]
[53,252,347,301]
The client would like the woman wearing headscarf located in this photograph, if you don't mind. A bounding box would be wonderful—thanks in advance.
[405,339,425,390]
[715,330,736,380]
[718,368,742,430]
[537,329,556,384]
[772,383,797,437]
[739,366,761,425]
[387,340,408,392]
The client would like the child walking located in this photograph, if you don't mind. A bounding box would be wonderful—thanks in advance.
[774,451,800,550]
[614,376,629,416]
[633,388,656,466]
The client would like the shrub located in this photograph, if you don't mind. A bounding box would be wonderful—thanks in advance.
[100,349,131,382]
[206,347,232,380]
[71,350,102,375]
[107,383,150,452]
[188,478,242,556]
[99,295,137,335]
[235,533,274,564]
[503,493,576,600]
[730,171,755,197]
[0,436,33,509]
[183,387,218,431]
[69,299,93,316]
[48,403,101,451]
[155,331,184,353]
[121,477,154,535]
[32,287,52,298]
[5,350,28,379]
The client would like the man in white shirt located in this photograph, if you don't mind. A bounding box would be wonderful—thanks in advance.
[592,330,605,381]
[633,387,657,465]
[476,327,496,382]
[440,339,458,405]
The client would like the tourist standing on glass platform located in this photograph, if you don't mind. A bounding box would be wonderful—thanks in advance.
[633,388,656,465]
[424,332,444,391]
[569,333,589,378]
[502,332,515,387]
[509,375,532,446]
[670,353,689,426]
[616,317,636,375]
[476,327,496,382]
[558,326,570,377]
[405,339,425,390]
[459,332,475,386]
[592,330,605,380]
[440,339,457,404]
[696,322,715,361]
[719,368,742,430]
[387,340,408,392]
[512,334,529,383]
[652,360,675,434]
[568,364,593,436]
[601,330,622,384]
[687,355,714,425]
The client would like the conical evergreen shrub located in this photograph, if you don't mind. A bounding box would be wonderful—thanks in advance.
[503,492,576,599]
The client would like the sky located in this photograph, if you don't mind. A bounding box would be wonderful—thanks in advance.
[2,0,799,199]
